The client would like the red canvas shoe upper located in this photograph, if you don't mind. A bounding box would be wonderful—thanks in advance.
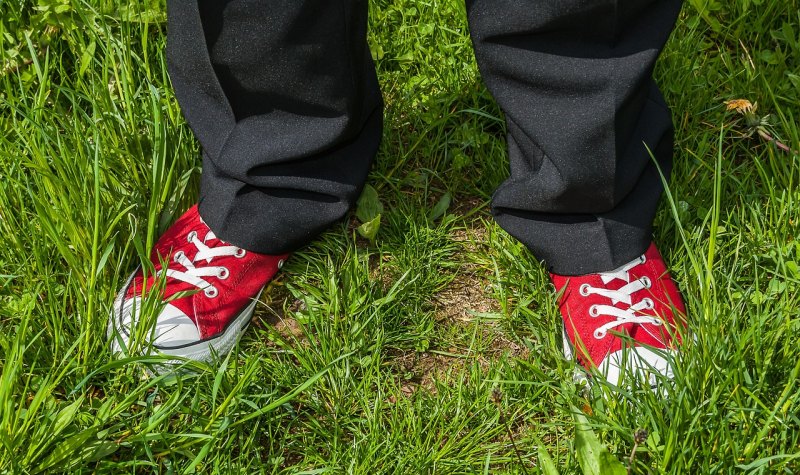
[120,204,287,343]
[550,242,687,383]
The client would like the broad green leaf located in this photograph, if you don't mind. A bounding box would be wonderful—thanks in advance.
[370,42,385,61]
[786,261,799,278]
[429,192,451,221]
[93,241,114,279]
[538,444,560,475]
[788,73,800,93]
[573,409,626,475]
[82,440,119,463]
[356,184,383,222]
[52,396,84,436]
[357,214,381,242]
[35,427,96,473]
[395,51,414,63]
[78,39,95,77]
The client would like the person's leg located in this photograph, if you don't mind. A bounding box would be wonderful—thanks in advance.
[168,0,382,255]
[466,0,681,276]
[110,0,380,363]
[466,0,687,387]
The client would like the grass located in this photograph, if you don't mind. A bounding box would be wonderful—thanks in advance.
[1,0,799,473]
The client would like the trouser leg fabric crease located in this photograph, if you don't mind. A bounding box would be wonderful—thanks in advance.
[467,0,682,275]
[167,0,383,255]
[167,0,681,276]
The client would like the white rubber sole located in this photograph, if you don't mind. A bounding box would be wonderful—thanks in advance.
[108,269,262,365]
[562,322,676,391]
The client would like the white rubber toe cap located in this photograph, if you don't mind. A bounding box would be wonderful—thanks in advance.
[598,346,676,388]
[110,297,201,354]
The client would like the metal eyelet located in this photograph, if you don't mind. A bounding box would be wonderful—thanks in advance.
[640,255,647,265]
[589,305,600,317]
[579,283,591,296]
[187,230,198,243]
[205,286,218,298]
[217,267,230,280]
[234,248,246,258]
[643,297,654,309]
[640,276,652,289]
[278,259,285,269]
[173,250,185,262]
[593,329,606,340]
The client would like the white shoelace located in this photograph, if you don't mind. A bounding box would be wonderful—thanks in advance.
[159,230,245,298]
[579,255,662,340]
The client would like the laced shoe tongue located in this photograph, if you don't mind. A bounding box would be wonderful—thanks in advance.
[600,267,631,285]
[578,255,662,339]
[197,231,219,263]
[185,229,227,264]
[202,230,220,244]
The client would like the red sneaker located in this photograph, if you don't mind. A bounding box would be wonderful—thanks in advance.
[550,242,687,387]
[108,205,288,362]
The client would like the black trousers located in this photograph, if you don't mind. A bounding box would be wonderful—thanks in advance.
[166,0,682,276]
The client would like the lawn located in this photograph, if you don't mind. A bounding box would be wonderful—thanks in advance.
[1,0,799,473]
